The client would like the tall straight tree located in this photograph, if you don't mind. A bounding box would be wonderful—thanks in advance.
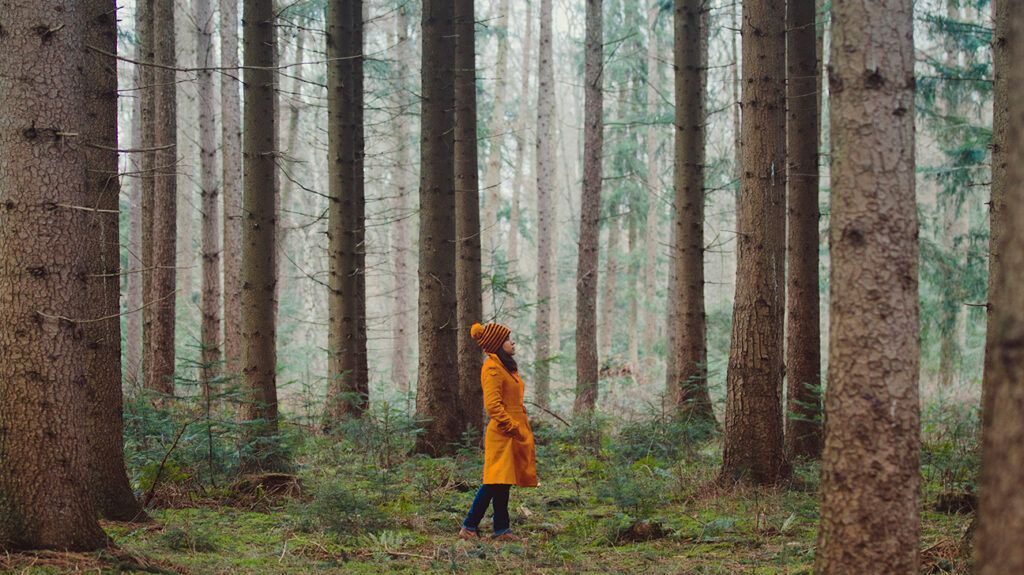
[481,0,511,283]
[721,0,789,484]
[196,0,221,399]
[83,0,149,522]
[574,0,603,415]
[390,4,415,395]
[140,0,156,393]
[149,0,178,397]
[784,0,822,460]
[976,1,1024,572]
[667,0,714,420]
[814,0,920,568]
[326,0,368,422]
[220,0,244,385]
[0,0,107,549]
[455,0,484,434]
[240,0,283,471]
[534,0,555,409]
[415,0,462,456]
[642,3,662,369]
[509,0,534,280]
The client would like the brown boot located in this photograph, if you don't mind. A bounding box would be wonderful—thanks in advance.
[458,527,479,540]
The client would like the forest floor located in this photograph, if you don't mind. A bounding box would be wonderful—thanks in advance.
[2,413,974,575]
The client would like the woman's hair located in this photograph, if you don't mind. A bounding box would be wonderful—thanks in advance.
[495,345,518,374]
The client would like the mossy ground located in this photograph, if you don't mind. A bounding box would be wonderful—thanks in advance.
[3,431,972,575]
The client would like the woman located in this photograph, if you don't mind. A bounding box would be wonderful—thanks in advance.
[458,322,538,541]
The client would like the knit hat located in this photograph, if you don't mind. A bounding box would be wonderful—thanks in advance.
[470,322,510,354]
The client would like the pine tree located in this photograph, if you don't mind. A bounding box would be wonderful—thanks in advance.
[534,0,556,409]
[415,0,463,456]
[575,0,604,415]
[221,0,244,386]
[240,0,283,471]
[814,0,921,567]
[0,0,108,548]
[455,0,485,433]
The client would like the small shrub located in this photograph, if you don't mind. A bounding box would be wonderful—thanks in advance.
[305,481,388,535]
[596,461,671,519]
[158,526,218,552]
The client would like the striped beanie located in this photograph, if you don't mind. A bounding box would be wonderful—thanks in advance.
[470,322,510,354]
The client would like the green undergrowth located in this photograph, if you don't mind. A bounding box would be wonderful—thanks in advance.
[14,408,973,574]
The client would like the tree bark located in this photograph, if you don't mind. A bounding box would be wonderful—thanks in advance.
[149,0,178,398]
[814,0,920,568]
[481,0,511,292]
[574,0,603,415]
[455,0,485,434]
[140,0,156,397]
[627,208,640,374]
[0,0,108,548]
[784,0,822,461]
[390,4,415,395]
[668,0,714,421]
[534,0,555,409]
[642,4,662,372]
[721,0,788,483]
[196,0,221,400]
[221,0,244,387]
[599,216,619,364]
[509,0,533,282]
[976,1,1024,572]
[325,0,369,422]
[83,0,150,523]
[415,0,462,455]
[240,0,283,472]
[126,29,145,389]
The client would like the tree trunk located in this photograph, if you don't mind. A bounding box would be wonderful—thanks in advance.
[83,0,150,523]
[0,0,108,547]
[668,0,714,421]
[149,0,178,398]
[627,208,640,375]
[325,0,368,422]
[126,4,147,388]
[599,217,619,364]
[721,0,788,483]
[415,0,462,455]
[642,4,662,372]
[482,0,511,293]
[196,0,221,400]
[390,4,415,395]
[240,0,283,471]
[509,0,533,282]
[140,0,156,397]
[976,1,1024,573]
[574,0,603,415]
[784,0,822,461]
[814,0,920,567]
[221,0,244,388]
[278,28,305,314]
[534,0,555,410]
[455,0,484,434]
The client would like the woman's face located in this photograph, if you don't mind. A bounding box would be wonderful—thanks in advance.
[502,337,517,356]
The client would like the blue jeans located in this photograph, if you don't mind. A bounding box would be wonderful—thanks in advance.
[462,484,512,535]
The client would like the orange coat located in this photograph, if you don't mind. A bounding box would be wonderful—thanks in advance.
[481,353,538,487]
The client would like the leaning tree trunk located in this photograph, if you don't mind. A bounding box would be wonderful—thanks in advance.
[0,0,108,548]
[325,0,368,423]
[415,0,462,456]
[240,0,283,472]
[533,0,555,410]
[814,0,920,568]
[196,0,221,400]
[720,0,789,484]
[149,0,179,398]
[976,1,1024,573]
[784,0,822,461]
[455,0,485,434]
[220,0,244,388]
[574,0,603,415]
[83,0,150,523]
[668,0,714,421]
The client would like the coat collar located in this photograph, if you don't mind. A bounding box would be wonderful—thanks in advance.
[485,352,519,380]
